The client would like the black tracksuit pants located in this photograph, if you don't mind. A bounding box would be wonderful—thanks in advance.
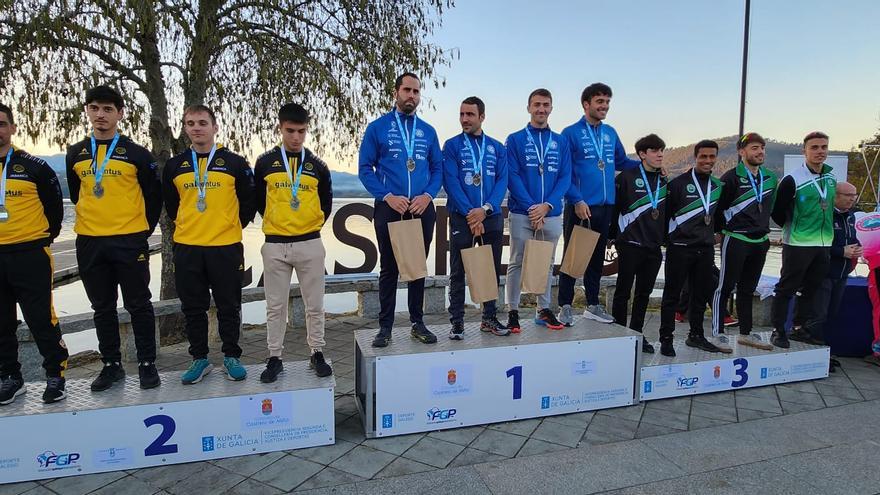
[771,245,830,332]
[174,243,244,359]
[448,212,503,323]
[660,245,714,342]
[558,204,613,307]
[76,233,155,363]
[612,242,662,333]
[0,246,68,378]
[713,236,768,335]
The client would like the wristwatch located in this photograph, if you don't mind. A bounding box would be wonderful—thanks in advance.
[482,203,493,214]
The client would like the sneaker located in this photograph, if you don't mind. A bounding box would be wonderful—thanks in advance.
[506,310,521,334]
[42,377,66,404]
[788,329,812,343]
[584,304,614,324]
[372,328,392,348]
[642,340,655,354]
[535,308,564,330]
[411,322,438,344]
[712,338,733,354]
[310,351,333,378]
[660,340,676,357]
[685,334,722,353]
[138,362,161,390]
[864,354,880,367]
[260,357,283,383]
[0,376,25,405]
[181,358,213,385]
[90,362,125,392]
[481,317,511,336]
[557,305,574,327]
[223,357,247,381]
[724,315,739,326]
[771,330,790,349]
[449,321,465,340]
[674,312,687,323]
[737,333,774,351]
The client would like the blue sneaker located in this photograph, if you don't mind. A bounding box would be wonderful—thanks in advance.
[223,357,247,381]
[181,359,212,385]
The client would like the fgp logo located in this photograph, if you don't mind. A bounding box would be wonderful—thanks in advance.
[36,451,80,469]
[677,376,699,389]
[541,396,551,409]
[202,436,215,452]
[427,407,457,423]
[643,380,653,394]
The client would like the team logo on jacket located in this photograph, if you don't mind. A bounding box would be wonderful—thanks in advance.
[216,158,225,166]
[305,162,314,171]
[603,134,612,143]
[272,160,282,168]
[415,129,425,138]
[826,178,834,186]
[13,164,24,173]
[740,177,748,183]
[487,145,496,154]
[464,173,473,185]
[549,141,558,149]
[78,148,89,156]
[686,184,696,193]
[115,147,127,155]
[635,178,645,187]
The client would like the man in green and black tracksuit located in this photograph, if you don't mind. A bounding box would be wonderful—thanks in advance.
[770,131,836,348]
[658,140,724,357]
[714,133,778,350]
[610,134,668,354]
[0,103,68,405]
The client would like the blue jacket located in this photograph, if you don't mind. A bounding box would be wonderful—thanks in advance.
[562,118,640,206]
[505,124,571,217]
[828,208,859,279]
[358,110,443,200]
[442,132,508,216]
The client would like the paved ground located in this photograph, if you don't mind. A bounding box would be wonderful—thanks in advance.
[5,309,880,494]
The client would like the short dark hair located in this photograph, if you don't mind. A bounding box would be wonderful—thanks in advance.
[0,103,13,126]
[183,104,217,125]
[737,132,766,150]
[581,83,612,104]
[278,103,310,124]
[528,88,552,105]
[394,72,420,91]
[461,96,485,116]
[803,131,829,144]
[635,134,666,155]
[693,139,719,157]
[85,85,124,110]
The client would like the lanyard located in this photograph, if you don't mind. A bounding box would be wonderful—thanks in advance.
[190,145,217,199]
[803,164,828,202]
[524,126,553,165]
[638,164,661,210]
[0,148,12,207]
[583,119,604,158]
[393,111,418,161]
[461,133,486,177]
[691,169,713,215]
[745,164,764,203]
[90,133,120,186]
[279,146,305,199]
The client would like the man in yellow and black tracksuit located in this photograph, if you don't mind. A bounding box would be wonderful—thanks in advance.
[0,104,68,405]
[66,86,162,391]
[163,104,256,384]
[254,103,333,383]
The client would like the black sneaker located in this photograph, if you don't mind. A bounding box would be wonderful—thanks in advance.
[138,362,161,390]
[771,330,790,349]
[449,321,465,340]
[411,322,437,344]
[310,351,333,378]
[506,310,521,334]
[660,340,676,357]
[372,328,392,348]
[42,377,66,404]
[481,317,511,336]
[260,357,283,383]
[535,308,565,330]
[788,329,812,343]
[0,375,25,405]
[642,340,655,354]
[91,362,125,392]
[685,334,722,353]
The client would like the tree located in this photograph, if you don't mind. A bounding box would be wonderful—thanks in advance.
[847,128,880,211]
[0,0,454,340]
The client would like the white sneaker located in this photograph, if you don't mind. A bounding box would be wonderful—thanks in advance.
[557,305,574,327]
[737,333,774,351]
[584,305,614,324]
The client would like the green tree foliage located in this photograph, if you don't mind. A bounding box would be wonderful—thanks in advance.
[847,130,880,211]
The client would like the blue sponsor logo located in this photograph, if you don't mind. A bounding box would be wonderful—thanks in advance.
[644,381,653,393]
[760,368,768,379]
[202,436,215,452]
[427,407,457,423]
[36,451,80,469]
[676,376,699,389]
[382,414,393,429]
[541,396,550,409]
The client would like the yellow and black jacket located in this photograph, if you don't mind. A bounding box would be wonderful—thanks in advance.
[0,146,63,252]
[254,146,332,243]
[66,135,162,237]
[163,145,256,246]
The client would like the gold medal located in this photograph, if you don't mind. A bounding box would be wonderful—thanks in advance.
[472,173,481,186]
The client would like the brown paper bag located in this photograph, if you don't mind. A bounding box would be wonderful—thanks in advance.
[560,219,600,278]
[461,238,498,303]
[388,217,427,282]
[521,231,554,294]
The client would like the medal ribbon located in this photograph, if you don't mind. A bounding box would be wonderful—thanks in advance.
[691,169,713,217]
[0,148,12,208]
[639,164,661,211]
[90,133,120,188]
[190,144,217,201]
[393,110,418,167]
[461,133,486,185]
[524,126,553,167]
[803,163,828,204]
[745,164,764,206]
[279,146,305,201]
[583,119,604,163]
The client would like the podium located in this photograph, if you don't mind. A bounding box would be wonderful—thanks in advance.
[0,362,335,483]
[355,317,642,437]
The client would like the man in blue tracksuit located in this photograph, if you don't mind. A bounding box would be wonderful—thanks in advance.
[557,83,641,326]
[443,96,509,339]
[359,72,443,348]
[504,88,571,333]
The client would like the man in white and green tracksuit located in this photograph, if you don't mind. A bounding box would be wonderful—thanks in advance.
[769,131,836,348]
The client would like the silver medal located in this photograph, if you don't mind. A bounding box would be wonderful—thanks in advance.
[196,197,207,212]
[0,205,8,223]
[290,196,300,211]
[538,163,544,175]
[93,183,104,198]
